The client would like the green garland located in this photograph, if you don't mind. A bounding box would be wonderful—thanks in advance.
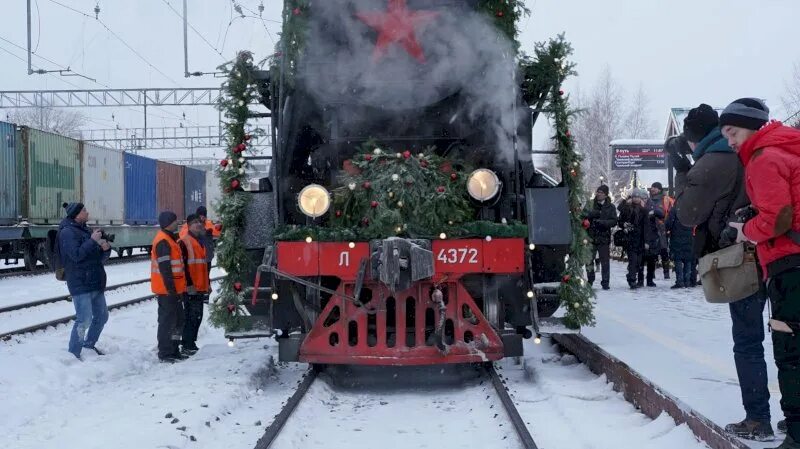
[545,40,596,328]
[208,52,261,331]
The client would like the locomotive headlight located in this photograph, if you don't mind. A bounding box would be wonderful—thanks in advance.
[467,169,501,202]
[298,184,330,218]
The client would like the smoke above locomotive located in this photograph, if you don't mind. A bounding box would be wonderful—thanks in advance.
[296,0,524,160]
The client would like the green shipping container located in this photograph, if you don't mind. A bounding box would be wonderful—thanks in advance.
[17,127,81,224]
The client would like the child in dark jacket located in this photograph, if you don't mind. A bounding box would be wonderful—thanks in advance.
[665,202,695,288]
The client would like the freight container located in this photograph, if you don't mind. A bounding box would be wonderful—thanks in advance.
[124,153,158,225]
[17,127,81,224]
[205,169,222,221]
[183,166,206,218]
[0,121,17,224]
[156,160,185,221]
[81,142,125,224]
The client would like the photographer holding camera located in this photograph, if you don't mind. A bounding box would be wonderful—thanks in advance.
[671,104,773,441]
[720,98,800,449]
[57,202,112,360]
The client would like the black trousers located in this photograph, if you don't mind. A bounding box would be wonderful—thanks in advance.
[768,268,800,440]
[182,295,205,346]
[660,248,671,277]
[587,244,611,287]
[627,251,643,285]
[157,295,185,358]
[641,254,657,282]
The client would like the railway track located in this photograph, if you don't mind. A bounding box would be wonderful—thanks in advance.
[0,275,225,341]
[0,254,150,280]
[0,266,220,314]
[253,363,538,449]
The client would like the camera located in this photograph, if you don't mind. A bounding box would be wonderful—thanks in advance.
[719,206,758,247]
[99,230,116,243]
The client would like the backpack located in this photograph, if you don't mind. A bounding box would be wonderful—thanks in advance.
[48,229,66,281]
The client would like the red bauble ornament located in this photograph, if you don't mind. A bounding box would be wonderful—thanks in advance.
[231,179,241,189]
[363,181,372,189]
[220,159,229,167]
[233,282,242,292]
[565,130,572,138]
[450,173,458,181]
[292,7,301,15]
[436,186,445,193]
[226,304,236,313]
[562,275,571,283]
[570,170,577,178]
[420,160,428,168]
[582,219,590,229]
[361,217,370,226]
[355,0,439,63]
[244,134,252,141]
[402,150,411,159]
[371,201,379,208]
[234,143,246,153]
[496,10,504,17]
[335,210,342,218]
[558,89,565,96]
[365,154,373,161]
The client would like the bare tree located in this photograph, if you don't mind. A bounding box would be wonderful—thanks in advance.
[571,68,657,198]
[625,84,656,139]
[783,62,800,128]
[7,102,86,138]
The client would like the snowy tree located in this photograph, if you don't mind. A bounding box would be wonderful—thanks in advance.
[624,84,656,139]
[7,102,86,138]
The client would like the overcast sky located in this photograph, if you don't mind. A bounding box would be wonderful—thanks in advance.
[1,0,798,163]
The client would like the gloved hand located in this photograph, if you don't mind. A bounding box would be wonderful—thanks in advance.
[623,222,633,232]
[187,286,197,295]
[665,135,693,173]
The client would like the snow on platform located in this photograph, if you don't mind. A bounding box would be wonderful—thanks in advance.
[582,261,780,449]
[0,291,305,449]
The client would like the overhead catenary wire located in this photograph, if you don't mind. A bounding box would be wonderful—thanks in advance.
[160,0,227,61]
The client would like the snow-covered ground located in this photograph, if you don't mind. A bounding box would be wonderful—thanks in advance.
[0,267,224,335]
[583,261,781,449]
[272,340,708,449]
[0,260,746,449]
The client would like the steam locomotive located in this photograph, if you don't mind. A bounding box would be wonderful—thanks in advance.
[234,0,571,366]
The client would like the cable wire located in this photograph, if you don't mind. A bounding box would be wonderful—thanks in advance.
[160,0,227,61]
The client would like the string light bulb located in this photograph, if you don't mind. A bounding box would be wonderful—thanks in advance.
[227,339,235,347]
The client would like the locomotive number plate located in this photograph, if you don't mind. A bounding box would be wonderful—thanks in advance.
[432,240,483,273]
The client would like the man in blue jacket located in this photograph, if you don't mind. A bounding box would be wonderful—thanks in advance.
[58,202,112,360]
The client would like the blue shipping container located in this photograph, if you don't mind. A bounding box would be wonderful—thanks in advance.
[124,153,157,225]
[183,166,206,219]
[0,121,17,224]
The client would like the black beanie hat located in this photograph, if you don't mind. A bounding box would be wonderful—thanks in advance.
[62,202,84,219]
[185,214,202,225]
[651,182,663,191]
[596,185,609,195]
[683,104,719,143]
[719,98,769,131]
[158,211,178,229]
[196,206,207,217]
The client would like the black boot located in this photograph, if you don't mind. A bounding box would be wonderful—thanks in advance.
[647,279,657,287]
[725,419,775,442]
[587,271,596,287]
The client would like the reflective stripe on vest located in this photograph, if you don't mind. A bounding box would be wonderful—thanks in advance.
[180,233,210,293]
[150,230,187,295]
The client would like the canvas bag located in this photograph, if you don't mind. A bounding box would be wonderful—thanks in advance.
[48,229,66,281]
[697,242,760,303]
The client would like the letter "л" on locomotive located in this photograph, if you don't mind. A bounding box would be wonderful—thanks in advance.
[339,251,350,267]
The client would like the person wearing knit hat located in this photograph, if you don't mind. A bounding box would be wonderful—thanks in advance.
[648,182,674,281]
[151,210,188,363]
[683,103,720,144]
[581,184,617,290]
[57,202,112,360]
[676,103,775,441]
[721,97,800,448]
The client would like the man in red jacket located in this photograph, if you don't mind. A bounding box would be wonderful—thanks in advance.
[722,97,800,449]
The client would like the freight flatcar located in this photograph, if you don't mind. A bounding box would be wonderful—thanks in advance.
[0,122,209,270]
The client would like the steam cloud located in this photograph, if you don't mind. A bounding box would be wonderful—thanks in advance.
[298,0,525,160]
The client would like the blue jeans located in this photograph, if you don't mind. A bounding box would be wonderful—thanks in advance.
[729,291,770,422]
[69,290,109,357]
[673,257,695,287]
